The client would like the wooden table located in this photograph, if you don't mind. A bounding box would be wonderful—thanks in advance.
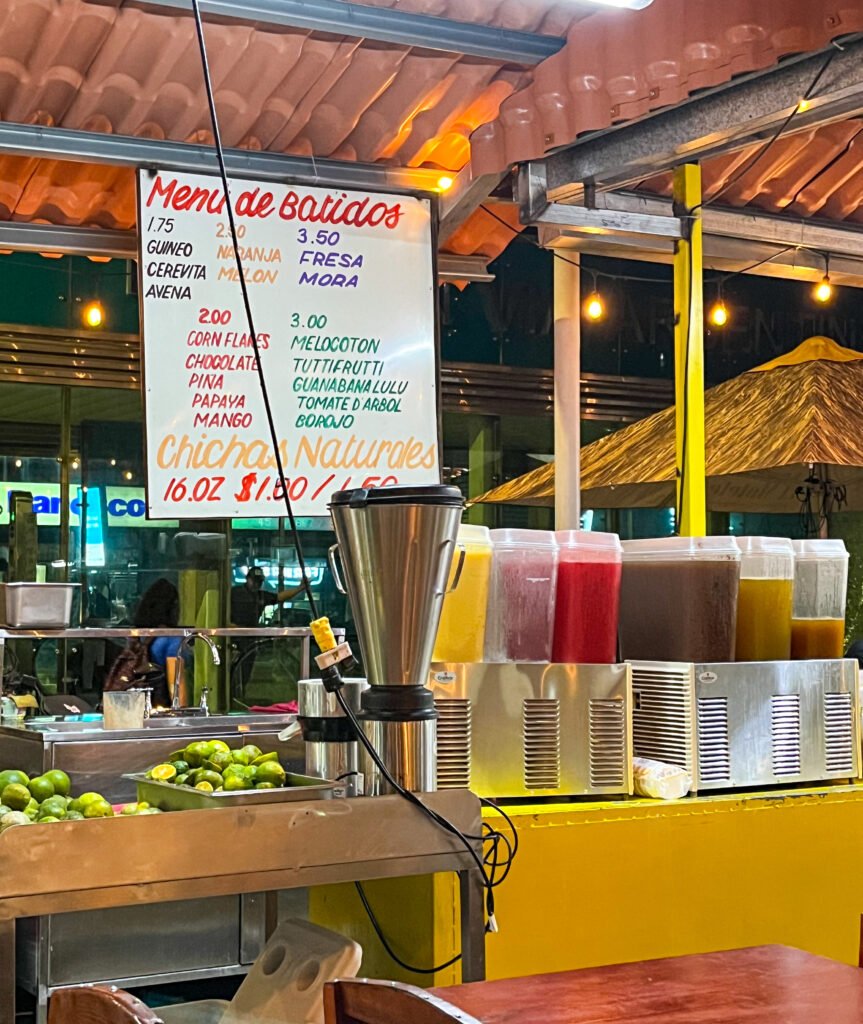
[433,946,863,1023]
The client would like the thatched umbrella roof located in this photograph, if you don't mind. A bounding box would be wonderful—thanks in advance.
[474,337,863,513]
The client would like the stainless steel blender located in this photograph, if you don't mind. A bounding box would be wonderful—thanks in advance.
[328,485,464,795]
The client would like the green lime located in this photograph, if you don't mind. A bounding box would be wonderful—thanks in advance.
[0,811,31,829]
[82,799,113,818]
[255,761,286,786]
[223,774,248,792]
[224,764,245,777]
[239,744,262,763]
[39,797,68,819]
[242,765,259,783]
[1,783,31,811]
[120,803,139,816]
[171,760,190,776]
[205,750,232,772]
[38,815,61,823]
[27,776,54,802]
[175,773,190,786]
[43,770,71,797]
[149,763,177,782]
[209,740,230,754]
[252,751,278,766]
[194,781,214,792]
[0,770,29,792]
[184,741,211,768]
[195,770,223,789]
[230,749,250,766]
[255,782,277,790]
[66,810,85,821]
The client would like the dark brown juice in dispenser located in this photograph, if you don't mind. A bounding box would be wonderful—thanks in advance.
[619,559,740,663]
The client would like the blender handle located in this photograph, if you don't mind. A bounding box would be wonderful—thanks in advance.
[328,544,347,595]
[446,546,466,594]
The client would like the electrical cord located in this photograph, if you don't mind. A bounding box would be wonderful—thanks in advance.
[190,0,318,620]
[189,0,518,970]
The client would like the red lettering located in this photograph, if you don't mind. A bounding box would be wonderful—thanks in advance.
[277,190,403,230]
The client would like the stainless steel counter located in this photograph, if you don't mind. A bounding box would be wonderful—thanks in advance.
[0,791,485,1024]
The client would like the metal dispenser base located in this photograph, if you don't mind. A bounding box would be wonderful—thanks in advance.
[358,686,437,796]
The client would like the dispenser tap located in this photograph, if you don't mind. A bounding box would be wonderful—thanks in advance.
[199,687,210,716]
[173,632,221,710]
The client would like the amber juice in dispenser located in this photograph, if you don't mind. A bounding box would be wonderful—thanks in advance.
[734,537,794,661]
[790,539,849,659]
[619,537,741,663]
[433,524,492,663]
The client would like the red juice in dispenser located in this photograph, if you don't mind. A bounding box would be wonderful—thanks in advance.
[486,530,558,662]
[552,531,622,663]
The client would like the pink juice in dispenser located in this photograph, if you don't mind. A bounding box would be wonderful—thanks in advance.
[487,530,558,662]
[552,531,622,664]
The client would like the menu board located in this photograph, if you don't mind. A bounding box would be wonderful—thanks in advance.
[137,170,438,519]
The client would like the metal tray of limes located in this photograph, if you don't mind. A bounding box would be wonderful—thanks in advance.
[124,772,336,810]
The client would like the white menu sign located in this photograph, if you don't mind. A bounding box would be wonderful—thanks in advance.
[137,170,438,519]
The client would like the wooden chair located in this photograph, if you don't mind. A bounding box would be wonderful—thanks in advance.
[48,985,164,1024]
[324,980,482,1024]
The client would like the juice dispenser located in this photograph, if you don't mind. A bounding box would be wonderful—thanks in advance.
[734,537,794,661]
[619,537,741,663]
[486,530,558,662]
[790,539,849,659]
[552,531,622,664]
[433,524,492,663]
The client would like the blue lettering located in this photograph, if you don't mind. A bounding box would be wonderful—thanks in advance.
[70,497,81,515]
[107,498,127,516]
[33,496,50,515]
[128,499,146,518]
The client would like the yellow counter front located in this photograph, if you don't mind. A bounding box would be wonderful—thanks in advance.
[310,783,863,985]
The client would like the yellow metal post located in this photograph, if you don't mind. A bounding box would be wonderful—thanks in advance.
[672,164,707,536]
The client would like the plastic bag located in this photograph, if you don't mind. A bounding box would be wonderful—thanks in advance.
[633,757,692,800]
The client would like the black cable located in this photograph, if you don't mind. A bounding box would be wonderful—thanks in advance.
[189,2,517,961]
[354,881,463,975]
[696,44,842,213]
[190,0,318,620]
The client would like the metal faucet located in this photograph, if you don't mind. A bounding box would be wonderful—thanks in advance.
[172,632,221,711]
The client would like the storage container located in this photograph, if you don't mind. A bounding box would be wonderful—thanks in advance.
[486,529,558,662]
[0,582,77,628]
[552,531,622,664]
[790,539,849,659]
[734,537,794,661]
[619,537,741,663]
[433,524,492,663]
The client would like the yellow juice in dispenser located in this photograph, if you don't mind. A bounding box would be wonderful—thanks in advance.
[735,577,793,661]
[790,618,845,659]
[433,525,492,663]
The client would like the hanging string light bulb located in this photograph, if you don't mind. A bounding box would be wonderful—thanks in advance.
[814,254,832,303]
[709,281,729,327]
[83,300,104,328]
[583,270,606,321]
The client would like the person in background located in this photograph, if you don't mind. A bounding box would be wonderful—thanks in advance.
[105,578,181,706]
[230,566,304,627]
[230,566,305,695]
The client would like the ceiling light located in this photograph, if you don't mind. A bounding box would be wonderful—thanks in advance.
[14,459,22,469]
[584,292,605,321]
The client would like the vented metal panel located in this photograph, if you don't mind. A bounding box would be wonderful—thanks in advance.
[696,696,731,783]
[632,664,693,773]
[588,698,626,789]
[434,698,472,791]
[824,692,855,776]
[523,698,560,790]
[771,694,802,777]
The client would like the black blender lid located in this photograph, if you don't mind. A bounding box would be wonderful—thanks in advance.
[329,484,464,509]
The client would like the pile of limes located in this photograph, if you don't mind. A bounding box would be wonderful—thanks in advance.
[0,767,161,832]
[146,740,287,793]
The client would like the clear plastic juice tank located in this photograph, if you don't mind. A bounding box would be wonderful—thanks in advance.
[790,539,849,659]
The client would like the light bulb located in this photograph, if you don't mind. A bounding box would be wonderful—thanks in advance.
[71,459,79,470]
[584,292,605,321]
[83,301,104,328]
[14,459,22,468]
[110,459,117,466]
[709,301,729,327]
[814,275,832,303]
[123,470,133,481]
[436,175,454,192]
[797,98,811,113]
